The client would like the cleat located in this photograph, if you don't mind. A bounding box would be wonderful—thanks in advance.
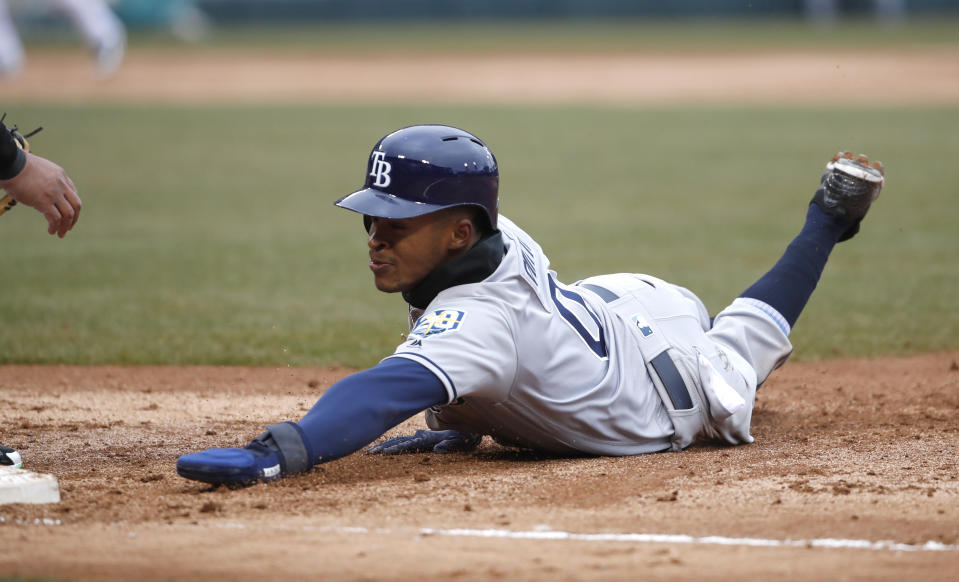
[811,151,885,242]
[0,445,23,469]
[177,436,282,484]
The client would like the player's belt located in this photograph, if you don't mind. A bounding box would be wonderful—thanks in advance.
[579,283,694,411]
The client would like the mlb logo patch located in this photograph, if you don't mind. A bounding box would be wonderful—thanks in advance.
[410,310,467,338]
[630,314,654,338]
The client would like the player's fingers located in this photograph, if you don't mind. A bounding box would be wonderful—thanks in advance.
[368,440,414,455]
[53,198,76,238]
[42,204,63,236]
[373,442,413,454]
[60,190,82,234]
[368,431,436,454]
[365,439,388,454]
[433,433,482,454]
[432,440,465,454]
[63,175,82,229]
[366,436,417,454]
[366,441,393,454]
[51,172,81,235]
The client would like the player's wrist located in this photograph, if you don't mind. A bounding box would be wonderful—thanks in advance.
[0,141,27,181]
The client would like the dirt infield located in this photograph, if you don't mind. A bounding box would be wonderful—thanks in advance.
[1,352,958,581]
[3,46,959,105]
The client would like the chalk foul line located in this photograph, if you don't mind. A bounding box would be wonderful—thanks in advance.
[207,522,957,553]
[416,527,956,552]
[10,518,957,553]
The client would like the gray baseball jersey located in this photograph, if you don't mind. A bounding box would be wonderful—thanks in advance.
[386,216,793,455]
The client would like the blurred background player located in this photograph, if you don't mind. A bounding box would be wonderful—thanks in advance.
[0,0,126,78]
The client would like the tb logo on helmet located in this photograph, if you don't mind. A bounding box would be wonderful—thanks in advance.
[336,125,500,231]
[369,151,392,188]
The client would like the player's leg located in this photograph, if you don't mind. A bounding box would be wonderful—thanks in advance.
[53,0,126,77]
[0,0,26,77]
[711,152,884,383]
[577,273,760,447]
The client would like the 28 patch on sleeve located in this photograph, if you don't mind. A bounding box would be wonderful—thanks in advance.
[410,310,467,339]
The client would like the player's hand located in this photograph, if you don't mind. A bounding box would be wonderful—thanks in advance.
[366,429,482,455]
[1,152,81,237]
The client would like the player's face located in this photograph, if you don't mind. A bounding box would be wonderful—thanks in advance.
[366,213,467,293]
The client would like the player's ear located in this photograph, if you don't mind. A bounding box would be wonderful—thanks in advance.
[448,215,476,251]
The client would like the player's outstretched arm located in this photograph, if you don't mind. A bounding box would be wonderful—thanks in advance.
[176,358,450,485]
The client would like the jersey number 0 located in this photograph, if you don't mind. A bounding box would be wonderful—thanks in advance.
[548,276,609,359]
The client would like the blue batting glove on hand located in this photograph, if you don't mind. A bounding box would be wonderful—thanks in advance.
[367,429,482,455]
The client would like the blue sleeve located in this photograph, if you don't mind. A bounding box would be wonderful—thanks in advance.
[295,357,448,464]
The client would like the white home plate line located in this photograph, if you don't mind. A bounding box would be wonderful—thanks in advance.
[206,522,958,553]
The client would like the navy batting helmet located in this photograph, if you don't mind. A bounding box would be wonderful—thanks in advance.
[334,125,499,230]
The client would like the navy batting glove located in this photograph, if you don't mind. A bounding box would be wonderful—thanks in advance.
[367,429,482,455]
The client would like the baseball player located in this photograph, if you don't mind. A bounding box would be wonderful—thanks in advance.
[0,0,125,78]
[176,124,884,484]
[1,114,82,468]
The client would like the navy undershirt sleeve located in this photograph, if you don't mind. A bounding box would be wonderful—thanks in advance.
[295,357,448,464]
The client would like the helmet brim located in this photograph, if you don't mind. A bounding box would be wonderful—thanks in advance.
[334,188,451,220]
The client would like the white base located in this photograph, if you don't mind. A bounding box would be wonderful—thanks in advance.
[0,466,61,504]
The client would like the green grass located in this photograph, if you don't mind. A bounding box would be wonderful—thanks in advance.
[1,104,956,366]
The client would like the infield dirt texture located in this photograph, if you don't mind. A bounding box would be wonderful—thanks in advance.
[2,30,959,581]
